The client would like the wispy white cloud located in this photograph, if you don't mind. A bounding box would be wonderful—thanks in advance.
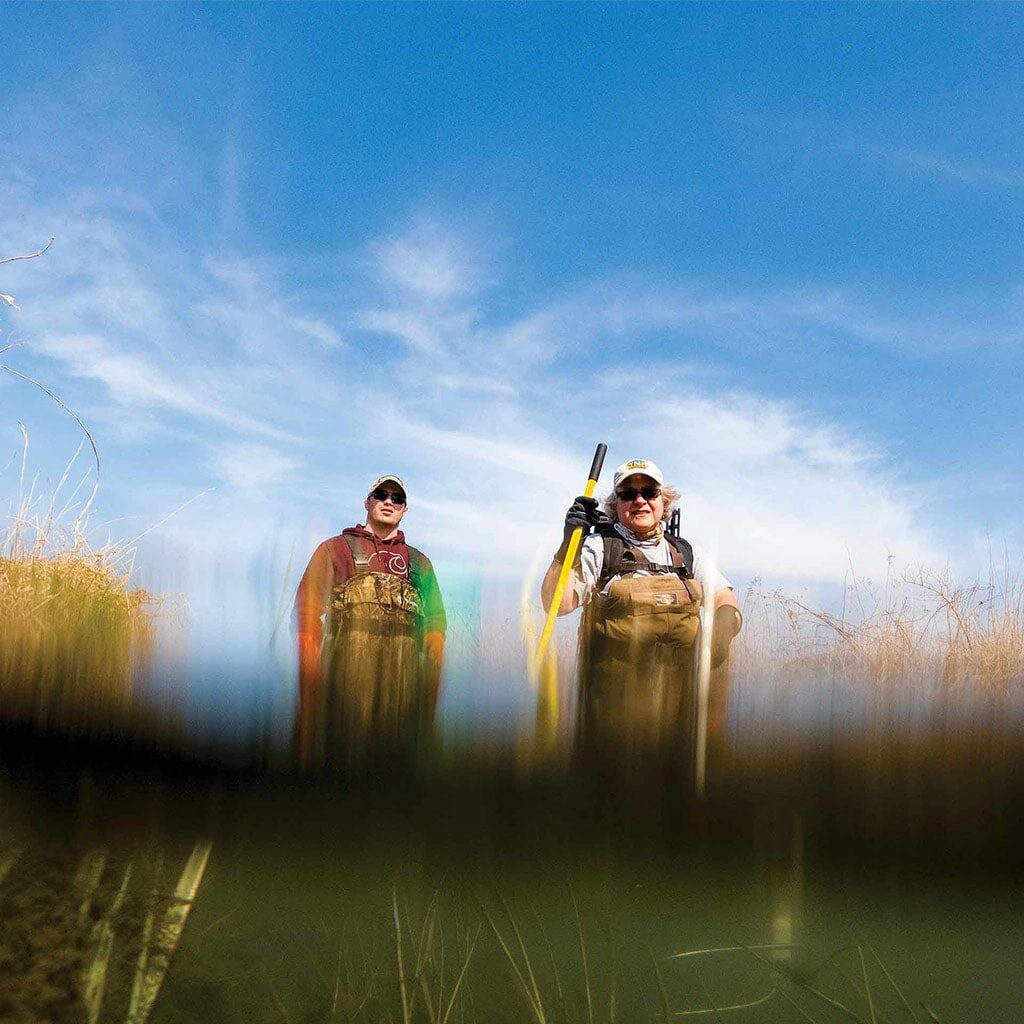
[209,441,301,490]
[0,193,988,590]
[204,258,345,352]
[369,217,486,300]
[838,136,1024,188]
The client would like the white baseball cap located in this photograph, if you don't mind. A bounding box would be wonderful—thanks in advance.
[368,474,407,498]
[612,459,664,490]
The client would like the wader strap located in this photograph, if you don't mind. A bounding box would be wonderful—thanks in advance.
[598,529,695,589]
[342,533,374,572]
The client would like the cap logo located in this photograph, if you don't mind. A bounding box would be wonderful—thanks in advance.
[626,460,649,470]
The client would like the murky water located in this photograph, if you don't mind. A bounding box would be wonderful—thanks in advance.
[2,718,1022,1024]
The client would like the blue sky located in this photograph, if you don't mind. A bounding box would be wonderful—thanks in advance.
[3,3,1023,695]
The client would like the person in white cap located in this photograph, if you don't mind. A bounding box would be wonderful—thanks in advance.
[541,458,741,767]
[293,474,446,771]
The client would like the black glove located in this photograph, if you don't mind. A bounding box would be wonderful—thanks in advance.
[711,605,742,668]
[555,496,605,564]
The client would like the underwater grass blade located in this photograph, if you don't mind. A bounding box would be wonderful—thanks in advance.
[83,860,132,1024]
[75,847,107,929]
[331,935,343,1017]
[607,923,618,1024]
[668,943,805,961]
[414,888,442,980]
[499,891,547,1023]
[862,936,921,1024]
[569,887,595,1024]
[478,898,543,1023]
[739,944,868,1024]
[418,974,439,1024]
[269,981,294,1024]
[392,886,412,1024]
[670,987,778,1017]
[127,839,213,1024]
[439,922,482,1024]
[775,985,825,1023]
[532,903,566,1024]
[857,947,877,1024]
[648,946,673,1024]
[127,903,155,1023]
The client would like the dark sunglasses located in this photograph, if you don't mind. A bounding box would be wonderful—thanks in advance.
[369,488,406,505]
[616,486,661,503]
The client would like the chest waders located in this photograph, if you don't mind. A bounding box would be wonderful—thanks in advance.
[320,538,423,772]
[577,534,703,772]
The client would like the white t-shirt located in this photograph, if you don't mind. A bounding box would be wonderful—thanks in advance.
[573,523,732,605]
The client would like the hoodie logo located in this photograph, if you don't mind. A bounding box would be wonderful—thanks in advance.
[371,550,408,576]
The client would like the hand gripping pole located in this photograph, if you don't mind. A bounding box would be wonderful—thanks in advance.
[535,443,607,670]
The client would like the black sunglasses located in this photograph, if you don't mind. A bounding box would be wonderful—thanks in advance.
[369,488,407,505]
[616,486,662,502]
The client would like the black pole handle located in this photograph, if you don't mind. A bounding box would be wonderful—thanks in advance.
[588,443,608,483]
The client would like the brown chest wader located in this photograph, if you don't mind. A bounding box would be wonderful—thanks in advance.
[320,539,423,772]
[577,537,703,770]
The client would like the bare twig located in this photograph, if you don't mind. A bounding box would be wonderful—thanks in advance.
[124,487,215,547]
[0,363,100,510]
[0,236,54,266]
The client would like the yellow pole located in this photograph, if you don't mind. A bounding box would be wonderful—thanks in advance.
[535,443,607,672]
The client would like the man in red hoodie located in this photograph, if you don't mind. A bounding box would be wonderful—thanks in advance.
[293,474,446,770]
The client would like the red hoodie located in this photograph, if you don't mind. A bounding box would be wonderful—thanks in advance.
[293,525,446,643]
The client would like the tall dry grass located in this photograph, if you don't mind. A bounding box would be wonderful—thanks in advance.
[735,560,1024,692]
[1,455,153,737]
